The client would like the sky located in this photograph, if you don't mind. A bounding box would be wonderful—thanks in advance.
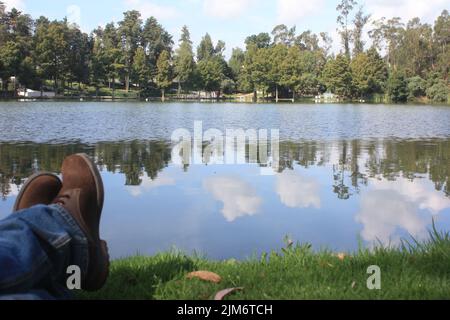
[2,0,449,58]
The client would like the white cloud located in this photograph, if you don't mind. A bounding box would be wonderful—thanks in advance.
[124,0,180,20]
[371,178,450,214]
[355,177,450,246]
[204,176,262,222]
[276,0,325,24]
[356,189,428,246]
[2,0,25,11]
[276,170,321,209]
[366,0,448,24]
[203,0,255,19]
[127,173,176,197]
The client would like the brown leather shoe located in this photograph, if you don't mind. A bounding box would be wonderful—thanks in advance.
[53,153,109,291]
[13,173,62,212]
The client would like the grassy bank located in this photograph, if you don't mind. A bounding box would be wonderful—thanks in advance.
[80,227,450,300]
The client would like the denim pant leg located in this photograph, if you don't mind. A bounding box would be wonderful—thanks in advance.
[0,290,58,300]
[0,204,89,298]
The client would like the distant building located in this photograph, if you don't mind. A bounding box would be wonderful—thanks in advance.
[323,92,336,101]
[315,92,339,103]
[17,88,56,98]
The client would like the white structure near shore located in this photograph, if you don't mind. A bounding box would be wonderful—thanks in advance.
[315,92,339,103]
[17,89,56,98]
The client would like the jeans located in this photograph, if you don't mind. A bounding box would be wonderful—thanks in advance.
[0,205,89,300]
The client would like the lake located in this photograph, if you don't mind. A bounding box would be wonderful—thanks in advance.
[0,101,449,260]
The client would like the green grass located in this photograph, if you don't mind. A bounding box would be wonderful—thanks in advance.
[79,226,450,300]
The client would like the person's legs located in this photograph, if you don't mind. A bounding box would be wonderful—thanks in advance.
[0,153,109,299]
[0,290,58,300]
[0,204,88,298]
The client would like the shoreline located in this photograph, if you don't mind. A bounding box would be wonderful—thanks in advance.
[1,96,449,106]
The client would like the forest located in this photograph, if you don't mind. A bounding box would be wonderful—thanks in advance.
[0,0,449,102]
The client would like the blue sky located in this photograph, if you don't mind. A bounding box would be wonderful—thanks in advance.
[3,0,449,58]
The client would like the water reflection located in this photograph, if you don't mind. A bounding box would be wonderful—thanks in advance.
[356,177,450,246]
[126,172,176,197]
[276,171,321,209]
[203,176,262,222]
[0,139,449,258]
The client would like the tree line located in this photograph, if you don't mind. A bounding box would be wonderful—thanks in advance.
[0,0,448,102]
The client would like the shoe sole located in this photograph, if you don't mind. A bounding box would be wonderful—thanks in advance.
[74,154,109,291]
[13,172,62,212]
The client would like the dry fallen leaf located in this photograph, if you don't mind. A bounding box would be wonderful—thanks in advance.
[214,287,244,301]
[186,271,222,283]
[351,281,357,289]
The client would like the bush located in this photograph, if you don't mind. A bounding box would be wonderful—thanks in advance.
[221,78,236,95]
[407,76,427,100]
[387,72,408,103]
[426,80,449,103]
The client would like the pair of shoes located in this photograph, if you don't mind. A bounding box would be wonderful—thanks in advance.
[13,154,109,292]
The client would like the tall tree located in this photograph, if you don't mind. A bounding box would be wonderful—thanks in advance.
[295,30,320,51]
[0,7,35,91]
[174,26,195,95]
[197,57,225,97]
[396,18,433,77]
[369,17,404,69]
[196,34,228,97]
[98,23,125,95]
[280,46,302,100]
[350,50,387,98]
[155,50,172,101]
[103,23,119,49]
[132,47,151,96]
[238,43,260,99]
[118,10,142,92]
[105,48,125,98]
[142,16,173,76]
[90,33,108,96]
[197,33,215,61]
[245,33,271,49]
[319,32,333,57]
[352,7,370,56]
[0,41,21,91]
[336,0,357,57]
[433,10,449,79]
[322,54,353,97]
[35,21,70,92]
[268,44,288,102]
[228,48,245,81]
[67,27,91,88]
[0,1,7,46]
[272,24,296,47]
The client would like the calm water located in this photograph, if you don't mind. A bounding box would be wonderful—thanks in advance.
[0,101,449,260]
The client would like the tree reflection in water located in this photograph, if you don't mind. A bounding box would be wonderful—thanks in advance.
[0,138,449,200]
